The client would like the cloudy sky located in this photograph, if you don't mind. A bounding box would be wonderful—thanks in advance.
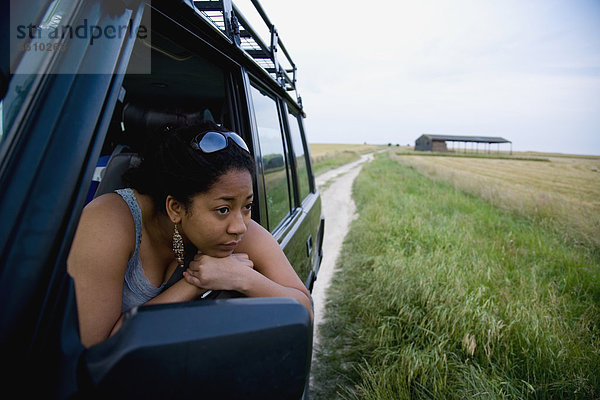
[238,0,600,155]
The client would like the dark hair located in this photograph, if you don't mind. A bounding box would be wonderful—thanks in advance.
[124,120,255,213]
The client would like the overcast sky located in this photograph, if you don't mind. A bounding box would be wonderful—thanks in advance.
[238,0,600,155]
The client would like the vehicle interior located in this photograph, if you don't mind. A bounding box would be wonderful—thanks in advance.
[90,25,239,197]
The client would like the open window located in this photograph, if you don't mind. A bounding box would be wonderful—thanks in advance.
[72,6,312,399]
[88,18,241,200]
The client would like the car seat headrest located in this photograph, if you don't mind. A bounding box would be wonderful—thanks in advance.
[93,153,141,198]
[122,102,214,145]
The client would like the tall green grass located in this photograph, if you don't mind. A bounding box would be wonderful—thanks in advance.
[311,153,600,399]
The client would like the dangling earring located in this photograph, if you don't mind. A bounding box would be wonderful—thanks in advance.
[172,223,185,267]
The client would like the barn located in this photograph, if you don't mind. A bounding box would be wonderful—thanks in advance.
[415,134,512,154]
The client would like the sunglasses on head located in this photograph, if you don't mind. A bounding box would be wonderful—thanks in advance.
[190,131,250,154]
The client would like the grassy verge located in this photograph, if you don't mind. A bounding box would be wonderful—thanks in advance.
[311,153,600,399]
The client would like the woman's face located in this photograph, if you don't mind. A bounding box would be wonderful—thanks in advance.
[181,169,254,257]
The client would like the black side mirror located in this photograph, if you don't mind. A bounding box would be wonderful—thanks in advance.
[80,298,312,399]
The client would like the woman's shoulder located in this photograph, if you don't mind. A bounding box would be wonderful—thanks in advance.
[245,220,270,238]
[237,220,276,252]
[78,192,136,244]
[83,192,134,221]
[67,192,137,277]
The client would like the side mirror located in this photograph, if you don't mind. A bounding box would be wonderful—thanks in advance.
[81,298,312,399]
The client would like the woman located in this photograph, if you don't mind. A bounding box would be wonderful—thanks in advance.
[67,122,313,348]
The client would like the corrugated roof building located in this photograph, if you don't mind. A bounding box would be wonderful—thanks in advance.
[415,134,512,153]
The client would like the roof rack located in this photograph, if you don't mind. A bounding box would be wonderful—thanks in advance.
[187,0,302,108]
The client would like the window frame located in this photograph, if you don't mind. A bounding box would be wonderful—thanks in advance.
[282,101,314,206]
[247,78,297,235]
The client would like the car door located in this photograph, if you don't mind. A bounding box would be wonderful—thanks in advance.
[0,0,147,393]
[247,80,322,289]
[283,102,324,290]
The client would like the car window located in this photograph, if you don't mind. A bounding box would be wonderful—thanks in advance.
[250,84,292,231]
[0,74,37,155]
[287,109,311,202]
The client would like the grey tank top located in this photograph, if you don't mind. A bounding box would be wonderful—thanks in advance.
[116,188,166,312]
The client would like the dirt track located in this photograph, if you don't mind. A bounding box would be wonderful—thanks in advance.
[311,153,375,348]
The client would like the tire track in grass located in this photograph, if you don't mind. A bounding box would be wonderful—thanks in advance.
[309,153,374,391]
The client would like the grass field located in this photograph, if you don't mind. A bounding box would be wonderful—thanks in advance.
[309,143,387,176]
[392,152,600,249]
[309,143,390,158]
[310,152,600,399]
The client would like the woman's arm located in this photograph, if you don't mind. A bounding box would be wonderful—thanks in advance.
[68,194,206,347]
[67,194,135,347]
[109,278,207,336]
[184,220,313,320]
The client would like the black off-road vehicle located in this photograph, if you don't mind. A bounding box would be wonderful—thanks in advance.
[0,0,324,398]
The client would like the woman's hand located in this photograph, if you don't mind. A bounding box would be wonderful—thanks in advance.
[183,251,254,292]
[185,221,314,321]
